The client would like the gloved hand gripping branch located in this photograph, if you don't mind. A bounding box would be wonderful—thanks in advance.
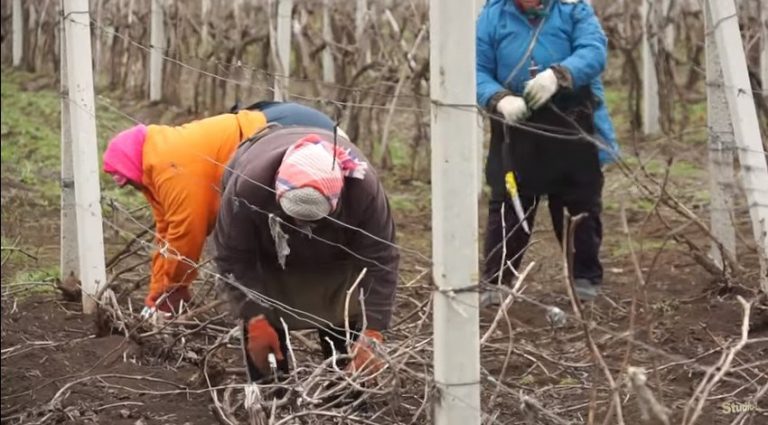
[523,65,573,110]
[246,315,285,376]
[496,95,530,124]
[346,329,385,375]
[141,286,192,319]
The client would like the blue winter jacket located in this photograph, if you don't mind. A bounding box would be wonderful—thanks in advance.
[476,0,619,164]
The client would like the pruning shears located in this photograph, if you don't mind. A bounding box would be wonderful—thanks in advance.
[268,353,278,381]
[504,171,530,234]
[501,125,530,234]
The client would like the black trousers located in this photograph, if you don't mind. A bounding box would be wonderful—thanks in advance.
[481,190,604,287]
[244,322,360,383]
[482,104,604,287]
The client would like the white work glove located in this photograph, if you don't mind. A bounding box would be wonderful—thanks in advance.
[496,95,530,124]
[524,68,559,110]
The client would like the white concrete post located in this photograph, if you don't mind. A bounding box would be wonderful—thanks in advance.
[355,0,366,37]
[642,0,662,135]
[273,0,293,101]
[356,0,371,63]
[761,0,768,95]
[706,0,768,262]
[661,0,676,51]
[149,0,165,102]
[12,0,23,67]
[430,0,481,423]
[62,0,108,314]
[474,0,486,199]
[705,2,738,267]
[322,0,335,83]
[93,0,104,81]
[60,0,80,281]
[201,0,210,46]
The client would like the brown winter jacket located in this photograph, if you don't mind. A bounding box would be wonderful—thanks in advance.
[213,126,399,331]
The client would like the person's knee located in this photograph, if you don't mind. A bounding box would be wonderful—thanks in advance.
[563,195,602,217]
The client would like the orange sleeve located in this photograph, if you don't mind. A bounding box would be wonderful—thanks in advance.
[151,172,214,292]
[143,190,169,299]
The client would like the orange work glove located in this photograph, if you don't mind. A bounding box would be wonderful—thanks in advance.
[247,316,285,375]
[346,329,385,375]
[144,286,191,316]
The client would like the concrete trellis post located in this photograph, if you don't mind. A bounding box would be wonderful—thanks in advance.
[474,0,486,199]
[661,0,675,51]
[430,0,481,423]
[273,0,293,101]
[706,0,768,281]
[62,0,108,314]
[761,0,768,94]
[322,0,335,84]
[704,2,738,267]
[355,0,366,35]
[93,0,104,81]
[356,0,370,63]
[642,0,662,135]
[149,0,165,102]
[201,0,210,49]
[12,0,23,67]
[60,0,79,282]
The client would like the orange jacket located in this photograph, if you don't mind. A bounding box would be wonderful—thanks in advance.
[141,110,267,299]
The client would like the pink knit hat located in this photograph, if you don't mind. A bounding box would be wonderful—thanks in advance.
[103,124,147,186]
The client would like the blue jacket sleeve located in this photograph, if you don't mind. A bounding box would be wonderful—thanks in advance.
[559,3,607,89]
[476,8,505,108]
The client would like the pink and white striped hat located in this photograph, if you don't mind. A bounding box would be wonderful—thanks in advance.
[275,134,367,221]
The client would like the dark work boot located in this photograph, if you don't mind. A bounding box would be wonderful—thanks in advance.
[574,278,601,302]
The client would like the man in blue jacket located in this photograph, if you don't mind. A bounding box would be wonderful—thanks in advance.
[476,0,619,304]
